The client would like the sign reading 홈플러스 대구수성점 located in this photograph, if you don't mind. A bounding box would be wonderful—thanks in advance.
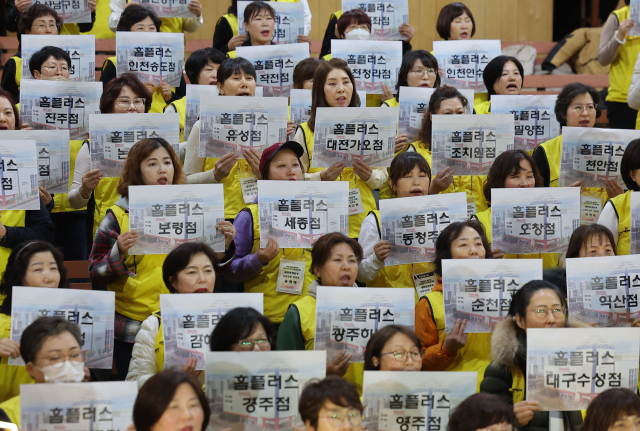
[433,39,501,93]
[237,1,305,44]
[22,35,95,82]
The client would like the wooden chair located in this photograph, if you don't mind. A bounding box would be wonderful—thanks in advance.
[65,260,92,290]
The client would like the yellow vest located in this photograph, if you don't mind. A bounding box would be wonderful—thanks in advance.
[474,93,489,107]
[383,97,398,107]
[511,366,525,404]
[290,293,364,395]
[92,177,120,240]
[152,311,165,372]
[80,0,115,38]
[244,204,315,323]
[221,14,239,37]
[0,395,20,427]
[474,100,491,115]
[366,94,382,108]
[424,290,492,391]
[608,6,640,103]
[107,204,169,321]
[610,190,631,255]
[203,158,249,221]
[52,140,87,213]
[322,53,331,61]
[166,97,186,142]
[11,56,21,92]
[228,51,237,58]
[0,314,33,404]
[474,207,559,269]
[0,211,26,278]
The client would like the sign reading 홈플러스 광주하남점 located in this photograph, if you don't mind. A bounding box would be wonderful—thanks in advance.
[29,0,92,23]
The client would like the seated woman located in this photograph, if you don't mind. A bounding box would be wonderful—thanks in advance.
[209,307,275,352]
[447,393,519,431]
[298,376,363,431]
[363,325,422,371]
[382,50,440,109]
[28,46,70,81]
[293,58,322,90]
[566,224,617,258]
[474,56,523,114]
[582,388,640,431]
[415,220,493,390]
[109,0,202,36]
[480,280,584,431]
[227,2,277,57]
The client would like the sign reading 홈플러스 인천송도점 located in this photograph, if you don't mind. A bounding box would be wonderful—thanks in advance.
[160,293,263,370]
[314,286,415,363]
[490,187,581,255]
[29,0,91,23]
[442,259,543,333]
[128,0,196,18]
[237,1,305,44]
[22,34,95,82]
[0,140,40,211]
[204,350,326,431]
[342,0,410,41]
[433,39,502,93]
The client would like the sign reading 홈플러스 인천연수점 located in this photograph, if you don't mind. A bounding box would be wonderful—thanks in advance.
[0,140,39,211]
[310,107,397,168]
[442,259,543,333]
[160,293,263,370]
[129,0,196,18]
[363,371,477,431]
[0,130,70,194]
[490,95,561,152]
[490,187,581,255]
[380,192,468,266]
[433,40,501,93]
[20,79,101,141]
[236,43,310,98]
[331,39,402,95]
[397,86,474,144]
[22,35,95,82]
[526,327,640,411]
[204,350,326,431]
[29,0,91,23]
[9,286,115,368]
[199,96,288,159]
[237,1,305,44]
[127,184,225,255]
[89,113,180,178]
[342,0,410,41]
[566,255,640,327]
[257,180,349,249]
[314,286,415,363]
[430,114,515,177]
[115,31,184,88]
[21,381,137,431]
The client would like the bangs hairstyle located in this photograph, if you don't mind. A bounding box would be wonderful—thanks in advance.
[417,85,468,149]
[0,241,68,316]
[436,2,475,40]
[582,389,640,431]
[483,150,543,203]
[434,220,492,275]
[100,73,152,113]
[299,376,363,429]
[447,393,518,431]
[364,325,422,370]
[310,232,363,278]
[29,46,71,77]
[483,55,524,97]
[184,48,225,85]
[0,89,21,130]
[566,224,617,259]
[209,307,275,351]
[18,4,62,38]
[116,4,162,32]
[388,151,431,196]
[134,370,210,431]
[308,59,361,132]
[116,138,184,198]
[336,9,372,38]
[293,58,322,89]
[243,1,275,24]
[163,243,220,293]
[217,57,257,85]
[554,82,601,127]
[19,316,81,364]
[622,139,640,191]
[395,50,441,98]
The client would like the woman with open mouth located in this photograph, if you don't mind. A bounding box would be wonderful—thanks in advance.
[474,56,524,115]
[226,2,276,59]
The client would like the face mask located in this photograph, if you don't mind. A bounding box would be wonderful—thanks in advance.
[39,360,85,383]
[345,28,370,40]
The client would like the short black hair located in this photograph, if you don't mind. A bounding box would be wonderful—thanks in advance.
[209,307,275,351]
[554,82,601,127]
[293,58,322,89]
[482,55,524,97]
[388,151,431,196]
[184,48,225,85]
[217,57,257,85]
[434,220,492,275]
[243,1,275,24]
[395,50,440,98]
[436,2,475,40]
[116,4,162,32]
[508,279,565,319]
[163,242,220,293]
[447,393,518,431]
[29,46,71,78]
[299,376,363,429]
[363,325,422,370]
[621,139,640,191]
[20,316,82,364]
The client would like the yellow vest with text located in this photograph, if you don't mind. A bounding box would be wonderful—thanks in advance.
[10,56,21,92]
[474,100,491,115]
[80,0,115,38]
[608,6,640,103]
[425,290,492,391]
[610,190,631,255]
[0,211,26,278]
[474,207,559,269]
[167,97,186,142]
[153,311,165,372]
[0,395,20,428]
[0,314,33,404]
[52,140,87,213]
[290,294,364,395]
[383,97,398,107]
[203,158,249,221]
[107,204,169,321]
[244,204,315,323]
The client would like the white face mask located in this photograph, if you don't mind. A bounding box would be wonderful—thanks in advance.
[39,360,85,383]
[345,28,370,40]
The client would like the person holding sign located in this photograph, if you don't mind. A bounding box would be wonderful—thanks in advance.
[226,2,277,57]
[474,56,524,115]
[27,46,71,81]
[0,241,67,403]
[436,2,476,41]
[363,325,422,371]
[293,58,321,90]
[100,5,187,114]
[298,376,363,431]
[566,224,617,258]
[381,50,441,109]
[277,232,362,390]
[89,137,184,380]
[448,394,520,431]
[582,388,640,431]
[415,219,493,390]
[109,0,203,35]
[480,280,585,431]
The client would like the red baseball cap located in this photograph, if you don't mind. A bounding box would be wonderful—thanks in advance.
[258,141,305,174]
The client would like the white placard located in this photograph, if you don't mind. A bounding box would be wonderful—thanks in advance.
[433,40,502,93]
[343,0,410,40]
[129,0,196,18]
[30,0,91,23]
[238,1,305,44]
[22,35,95,82]
[0,140,40,210]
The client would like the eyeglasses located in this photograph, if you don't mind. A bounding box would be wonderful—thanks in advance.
[237,338,270,350]
[319,412,362,428]
[531,307,566,320]
[115,97,146,108]
[570,103,596,113]
[410,68,436,76]
[32,23,59,31]
[42,64,69,73]
[379,350,422,362]
[36,352,83,366]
